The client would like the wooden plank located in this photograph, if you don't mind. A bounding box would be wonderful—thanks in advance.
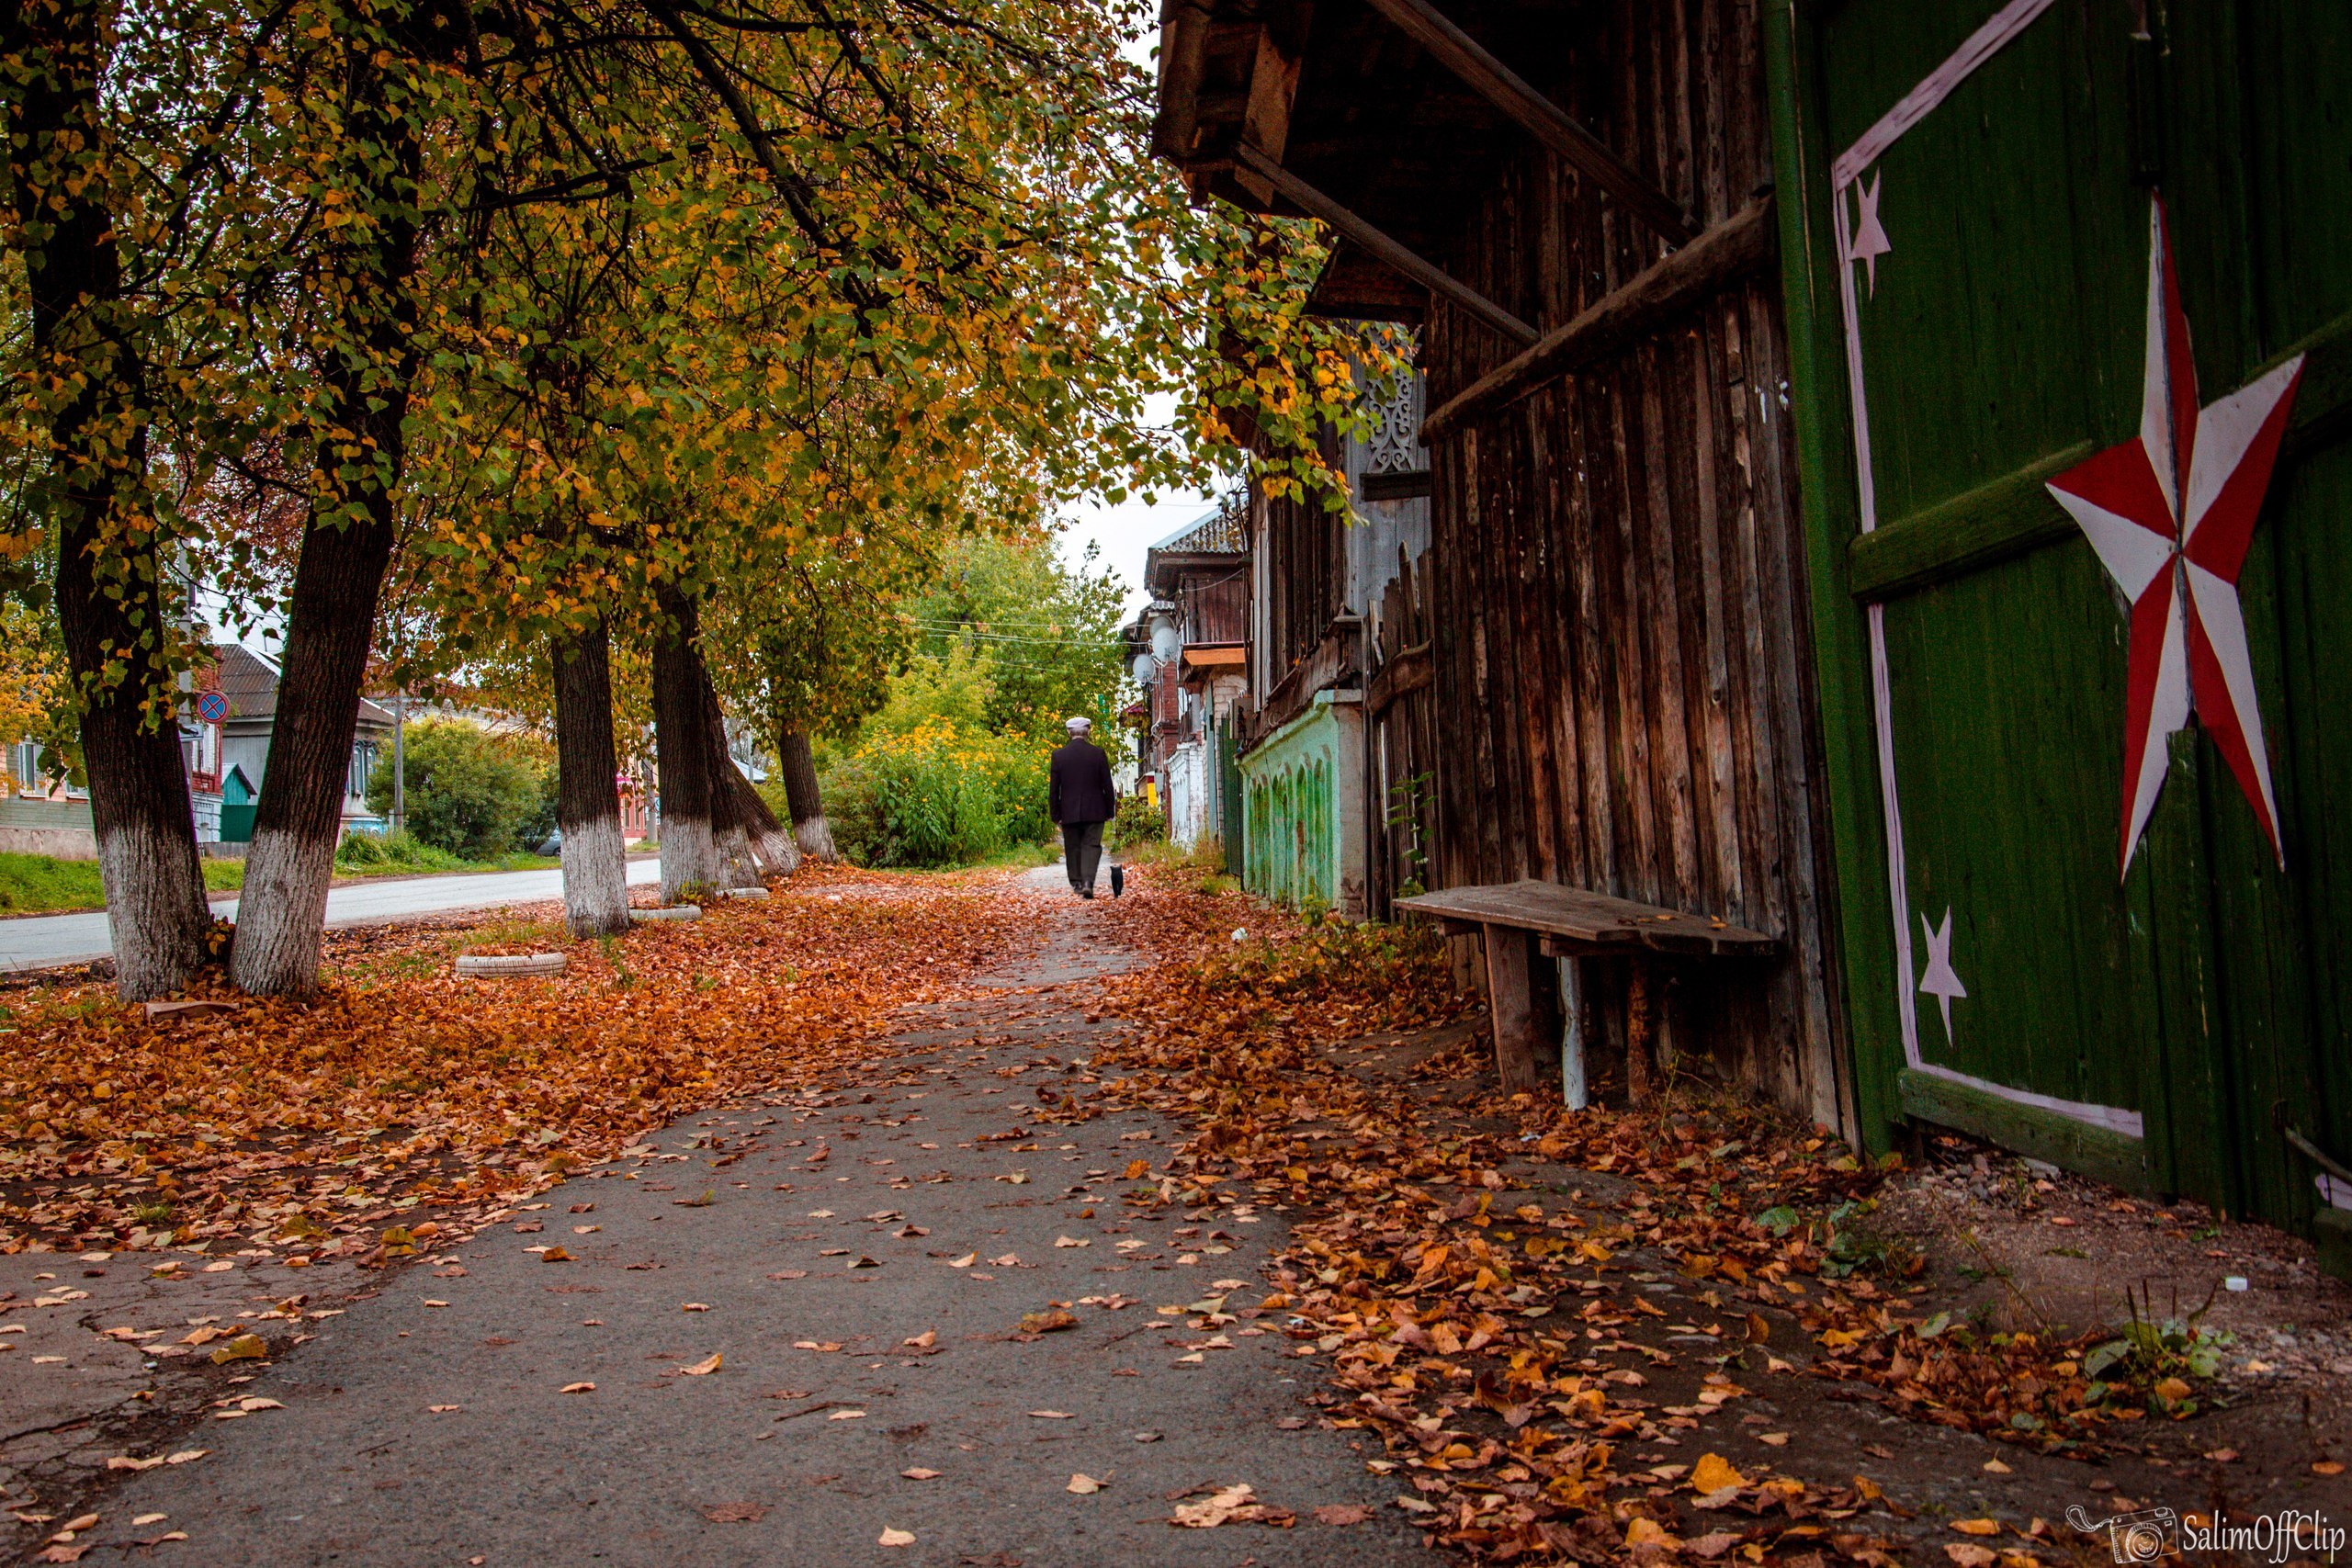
[1358,0,1697,243]
[1398,878,1778,954]
[1422,197,1777,442]
[1897,1068,2153,1194]
[1365,643,1431,715]
[1844,442,2093,603]
[1233,143,1539,346]
[1482,922,1540,1092]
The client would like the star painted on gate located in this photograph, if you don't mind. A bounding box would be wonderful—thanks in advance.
[1917,907,1966,1043]
[1849,172,1892,298]
[2045,199,2303,874]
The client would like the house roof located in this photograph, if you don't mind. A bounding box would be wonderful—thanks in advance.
[1146,494,1250,596]
[1149,495,1248,558]
[213,644,394,729]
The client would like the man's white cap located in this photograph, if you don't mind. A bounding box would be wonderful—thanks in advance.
[1066,716,1091,733]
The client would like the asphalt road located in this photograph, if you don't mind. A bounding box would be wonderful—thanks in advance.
[0,859,662,975]
[61,908,1436,1566]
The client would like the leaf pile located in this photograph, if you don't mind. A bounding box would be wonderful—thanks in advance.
[0,865,1037,1257]
[1079,874,2193,1563]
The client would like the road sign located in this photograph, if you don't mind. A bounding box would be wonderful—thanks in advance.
[195,691,228,724]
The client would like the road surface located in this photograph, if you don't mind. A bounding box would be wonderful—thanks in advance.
[14,906,1432,1566]
[0,858,662,975]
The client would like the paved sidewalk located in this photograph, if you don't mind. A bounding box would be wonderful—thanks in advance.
[32,904,1432,1565]
[0,860,662,975]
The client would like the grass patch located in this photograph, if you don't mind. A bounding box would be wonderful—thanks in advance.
[0,852,243,916]
[0,833,557,918]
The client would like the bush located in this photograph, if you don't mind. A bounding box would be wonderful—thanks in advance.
[364,721,551,861]
[1106,792,1165,851]
[334,829,469,874]
[820,719,1050,867]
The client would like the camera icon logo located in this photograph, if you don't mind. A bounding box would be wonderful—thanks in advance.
[2069,1505,2179,1563]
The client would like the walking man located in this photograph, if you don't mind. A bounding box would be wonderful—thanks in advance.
[1048,716,1117,898]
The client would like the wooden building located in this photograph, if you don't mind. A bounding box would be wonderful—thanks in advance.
[1159,0,1847,1131]
[1159,0,2352,1268]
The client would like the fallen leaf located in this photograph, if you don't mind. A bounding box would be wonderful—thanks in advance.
[680,1353,722,1375]
[901,1468,941,1480]
[1020,1309,1079,1335]
[1947,1547,1997,1568]
[209,1334,267,1365]
[560,1382,594,1393]
[1314,1504,1370,1525]
[1067,1473,1102,1495]
[877,1528,914,1547]
[428,1404,461,1413]
[1953,1520,2002,1536]
[830,1409,866,1421]
[1689,1453,1746,1495]
[1027,1409,1072,1419]
[540,1247,571,1263]
[901,1330,936,1349]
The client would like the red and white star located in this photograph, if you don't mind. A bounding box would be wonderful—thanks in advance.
[2045,199,2302,874]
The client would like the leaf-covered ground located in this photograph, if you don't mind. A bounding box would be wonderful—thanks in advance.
[1068,873,2337,1563]
[4,863,2337,1564]
[0,865,1040,1262]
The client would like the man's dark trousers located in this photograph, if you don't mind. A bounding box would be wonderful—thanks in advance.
[1063,819,1104,896]
[1048,735,1117,896]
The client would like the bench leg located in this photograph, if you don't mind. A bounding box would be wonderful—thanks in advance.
[1557,957,1588,1111]
[1625,962,1652,1107]
[1482,923,1557,1096]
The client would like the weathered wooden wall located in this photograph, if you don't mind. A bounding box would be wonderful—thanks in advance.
[1254,486,1345,686]
[1365,549,1441,919]
[1416,0,1844,1125]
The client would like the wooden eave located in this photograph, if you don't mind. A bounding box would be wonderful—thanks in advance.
[1157,0,1695,336]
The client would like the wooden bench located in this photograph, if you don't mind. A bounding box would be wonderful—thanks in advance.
[1395,881,1777,1106]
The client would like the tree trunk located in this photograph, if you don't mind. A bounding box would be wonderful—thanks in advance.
[650,584,719,901]
[552,615,628,936]
[230,43,422,996]
[697,673,764,887]
[776,726,839,862]
[5,0,209,999]
[231,513,398,994]
[726,758,799,877]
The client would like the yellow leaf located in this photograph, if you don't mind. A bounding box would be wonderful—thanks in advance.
[1952,1519,2001,1537]
[1689,1453,1746,1495]
[681,1353,721,1376]
[878,1528,914,1547]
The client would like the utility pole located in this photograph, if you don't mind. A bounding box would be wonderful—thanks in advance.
[391,688,406,836]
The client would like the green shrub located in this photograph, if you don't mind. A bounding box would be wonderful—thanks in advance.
[335,829,469,873]
[364,721,551,860]
[1106,792,1165,850]
[821,720,1049,867]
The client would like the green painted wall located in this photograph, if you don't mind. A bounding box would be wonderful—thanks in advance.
[1238,692,1366,916]
[1771,0,2352,1241]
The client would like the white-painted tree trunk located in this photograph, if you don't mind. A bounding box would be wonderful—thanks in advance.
[229,826,338,996]
[96,816,211,1000]
[561,813,630,937]
[659,818,719,905]
[795,814,840,863]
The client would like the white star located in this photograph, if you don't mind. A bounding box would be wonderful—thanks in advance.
[1917,907,1966,1044]
[1849,172,1893,298]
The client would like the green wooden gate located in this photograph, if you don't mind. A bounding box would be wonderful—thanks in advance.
[1771,0,2352,1247]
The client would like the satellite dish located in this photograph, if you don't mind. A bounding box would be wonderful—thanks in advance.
[1130,653,1159,683]
[1149,623,1181,662]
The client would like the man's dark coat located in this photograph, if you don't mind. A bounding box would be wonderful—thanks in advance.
[1048,737,1116,825]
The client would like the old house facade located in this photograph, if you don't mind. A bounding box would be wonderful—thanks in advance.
[1159,0,2352,1269]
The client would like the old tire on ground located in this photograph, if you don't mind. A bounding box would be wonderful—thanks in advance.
[455,953,568,978]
